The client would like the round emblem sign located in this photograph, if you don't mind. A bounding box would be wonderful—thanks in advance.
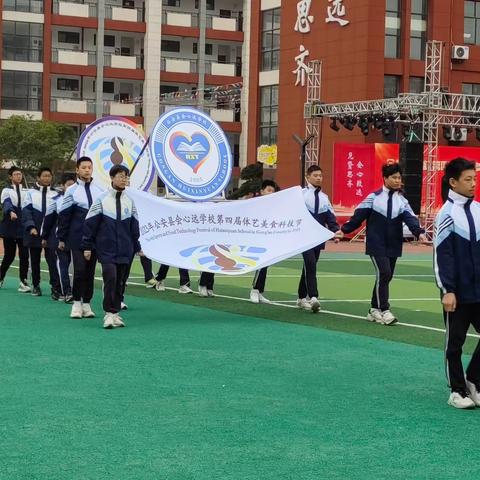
[77,116,155,192]
[149,107,233,201]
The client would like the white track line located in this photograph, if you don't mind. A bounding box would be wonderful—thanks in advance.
[274,298,439,303]
[128,274,434,279]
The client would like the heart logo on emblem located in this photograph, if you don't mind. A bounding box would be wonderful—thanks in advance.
[169,132,211,174]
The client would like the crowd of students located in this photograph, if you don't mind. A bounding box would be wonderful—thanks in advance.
[1,157,480,409]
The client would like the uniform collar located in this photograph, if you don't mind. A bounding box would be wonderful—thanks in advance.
[307,183,321,191]
[109,187,124,197]
[77,178,93,187]
[448,190,473,205]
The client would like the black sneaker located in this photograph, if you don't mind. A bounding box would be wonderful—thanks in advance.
[51,290,62,301]
[64,294,74,304]
[31,286,42,296]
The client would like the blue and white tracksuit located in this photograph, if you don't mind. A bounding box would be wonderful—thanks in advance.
[342,186,424,311]
[298,184,340,299]
[434,190,480,393]
[22,184,59,289]
[57,179,104,303]
[0,184,29,282]
[82,188,140,314]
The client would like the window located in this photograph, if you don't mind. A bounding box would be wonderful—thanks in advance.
[2,0,43,13]
[465,1,480,44]
[259,85,278,146]
[103,82,115,94]
[160,85,179,95]
[261,8,280,71]
[409,77,424,93]
[193,43,213,55]
[58,31,80,44]
[161,39,180,53]
[122,0,135,8]
[384,75,400,98]
[410,0,427,60]
[57,78,80,91]
[104,35,115,47]
[1,70,42,111]
[195,0,214,9]
[163,0,180,6]
[462,83,480,95]
[2,21,43,62]
[385,0,401,58]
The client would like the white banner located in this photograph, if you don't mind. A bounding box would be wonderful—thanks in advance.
[127,187,334,275]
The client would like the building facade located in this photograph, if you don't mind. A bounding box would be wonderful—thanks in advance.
[0,0,246,174]
[247,0,480,194]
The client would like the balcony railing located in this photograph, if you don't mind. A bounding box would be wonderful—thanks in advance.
[52,48,96,66]
[52,1,97,18]
[161,10,199,28]
[105,5,144,22]
[104,101,142,117]
[50,96,96,114]
[3,0,44,14]
[1,96,42,112]
[161,57,198,74]
[2,45,43,63]
[206,12,243,32]
[104,53,143,69]
[205,60,240,77]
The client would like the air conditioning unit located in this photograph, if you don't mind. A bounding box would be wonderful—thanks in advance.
[452,45,469,60]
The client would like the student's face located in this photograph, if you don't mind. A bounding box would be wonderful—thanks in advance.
[38,171,52,187]
[111,172,129,190]
[63,179,75,192]
[450,169,476,198]
[261,186,276,196]
[306,170,323,188]
[384,173,402,190]
[10,171,22,185]
[76,161,93,181]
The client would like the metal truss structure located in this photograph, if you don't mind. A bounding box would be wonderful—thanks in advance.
[304,60,322,169]
[304,40,480,237]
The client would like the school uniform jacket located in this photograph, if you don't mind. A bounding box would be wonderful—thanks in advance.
[82,188,141,264]
[0,184,27,239]
[434,190,480,304]
[303,184,340,250]
[22,184,58,248]
[41,191,64,249]
[341,186,424,257]
[57,179,104,250]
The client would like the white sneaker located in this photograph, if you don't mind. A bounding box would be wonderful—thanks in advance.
[155,280,165,292]
[82,303,95,318]
[258,294,271,304]
[367,308,383,323]
[207,289,214,297]
[178,284,193,294]
[310,297,321,313]
[447,391,476,409]
[466,380,480,407]
[381,310,397,325]
[198,285,208,297]
[145,279,157,289]
[18,281,31,293]
[296,298,312,311]
[103,313,114,329]
[70,302,83,319]
[121,302,128,310]
[112,314,125,328]
[250,289,260,304]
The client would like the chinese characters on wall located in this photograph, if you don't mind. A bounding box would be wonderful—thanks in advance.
[346,151,365,198]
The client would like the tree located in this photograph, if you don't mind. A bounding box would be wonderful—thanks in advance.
[228,162,264,200]
[0,116,77,173]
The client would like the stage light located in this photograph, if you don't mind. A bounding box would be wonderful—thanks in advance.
[453,127,464,141]
[344,116,357,131]
[358,116,369,135]
[330,118,340,132]
[382,117,394,136]
[373,116,383,130]
[443,126,452,141]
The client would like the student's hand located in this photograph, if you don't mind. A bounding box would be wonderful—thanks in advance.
[442,293,457,313]
[30,228,38,236]
[84,250,92,261]
[58,241,65,251]
[418,234,428,244]
[137,250,145,257]
[334,231,344,243]
[10,212,17,221]
[41,240,47,248]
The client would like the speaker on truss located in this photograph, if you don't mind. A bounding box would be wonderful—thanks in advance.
[399,142,424,215]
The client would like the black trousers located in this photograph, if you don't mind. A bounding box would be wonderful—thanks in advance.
[102,263,129,314]
[444,304,480,392]
[29,247,61,290]
[71,249,97,303]
[199,272,215,289]
[252,267,268,293]
[370,256,397,311]
[56,248,72,295]
[298,245,322,299]
[0,237,29,282]
[140,256,154,282]
[156,264,190,286]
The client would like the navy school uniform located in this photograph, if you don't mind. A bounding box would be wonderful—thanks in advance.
[82,188,140,314]
[298,184,340,299]
[0,184,29,283]
[434,190,480,393]
[342,186,424,311]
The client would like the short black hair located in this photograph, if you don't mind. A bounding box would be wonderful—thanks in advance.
[382,163,403,178]
[61,172,76,185]
[109,164,130,178]
[76,156,93,167]
[7,166,21,176]
[441,157,476,202]
[261,179,280,191]
[306,165,322,175]
[37,167,52,177]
